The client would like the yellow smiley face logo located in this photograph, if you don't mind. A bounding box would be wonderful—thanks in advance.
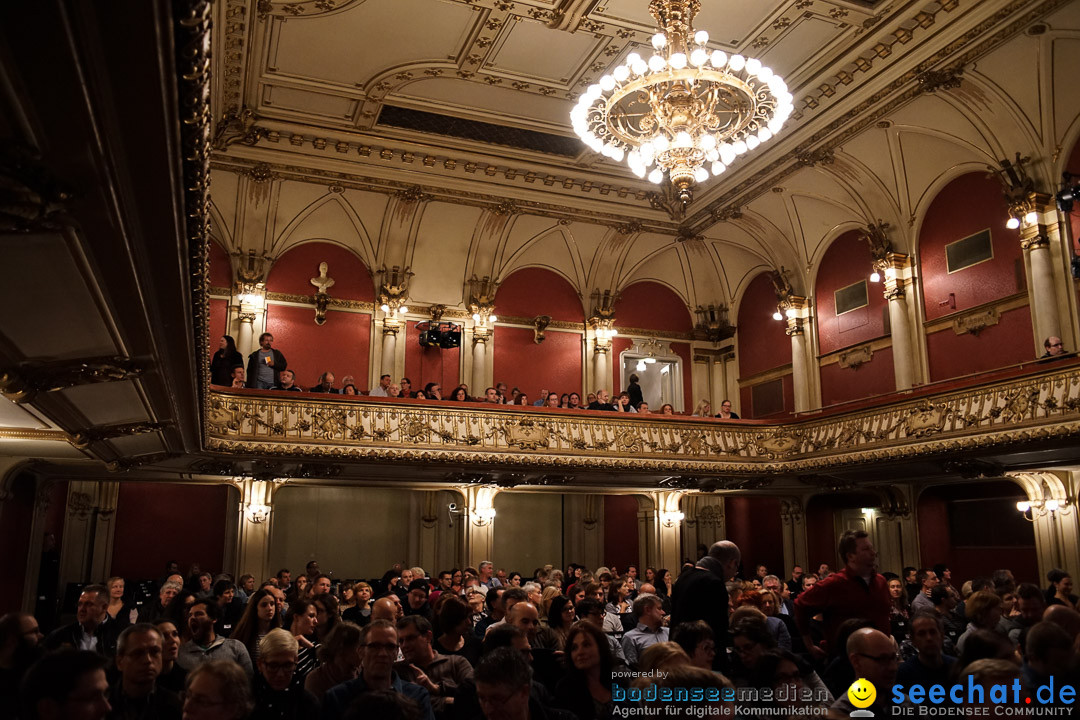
[848,678,876,709]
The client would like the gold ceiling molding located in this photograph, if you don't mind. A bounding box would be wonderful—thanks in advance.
[209,158,679,232]
[204,361,1080,474]
[0,427,72,444]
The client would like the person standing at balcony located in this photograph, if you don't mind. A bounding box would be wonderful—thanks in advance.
[370,374,392,397]
[246,333,287,390]
[210,335,244,386]
[626,373,643,409]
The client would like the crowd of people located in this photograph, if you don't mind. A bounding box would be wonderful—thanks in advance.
[6,534,1080,719]
[211,334,744,419]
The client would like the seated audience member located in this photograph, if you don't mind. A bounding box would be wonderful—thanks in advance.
[910,568,939,614]
[399,378,414,398]
[558,393,570,408]
[496,382,509,403]
[636,642,692,674]
[306,621,362,701]
[322,620,435,720]
[555,621,626,719]
[0,612,43,702]
[829,628,903,717]
[370,374,393,397]
[755,649,833,716]
[342,582,373,627]
[388,383,401,398]
[715,399,739,419]
[586,390,616,411]
[1046,568,1079,608]
[21,649,110,720]
[897,612,957,689]
[956,591,1004,655]
[483,387,500,404]
[636,665,734,718]
[342,383,358,395]
[567,393,582,409]
[449,387,468,402]
[1042,336,1067,358]
[213,579,243,637]
[111,623,182,720]
[614,392,637,413]
[424,383,442,400]
[659,404,675,415]
[637,402,651,413]
[692,399,712,417]
[728,617,778,687]
[620,593,668,669]
[211,335,244,386]
[288,599,321,681]
[309,371,339,394]
[435,596,483,667]
[476,647,576,720]
[230,366,246,389]
[404,580,433,622]
[182,660,254,720]
[513,393,530,406]
[475,587,507,637]
[273,369,302,391]
[253,629,319,720]
[395,616,476,719]
[574,598,626,665]
[45,584,118,659]
[314,593,341,644]
[104,576,134,629]
[546,596,575,651]
[957,629,1018,669]
[247,332,287,389]
[153,620,188,695]
[1023,621,1073,689]
[177,599,253,676]
[545,392,560,408]
[670,620,716,671]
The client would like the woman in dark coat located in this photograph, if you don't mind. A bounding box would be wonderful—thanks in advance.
[626,374,644,409]
[211,335,244,385]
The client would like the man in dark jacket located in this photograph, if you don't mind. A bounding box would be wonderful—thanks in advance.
[110,624,182,720]
[44,585,119,660]
[670,541,740,671]
[246,332,287,389]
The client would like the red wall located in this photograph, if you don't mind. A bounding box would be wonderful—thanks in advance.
[209,298,228,351]
[493,326,582,401]
[404,320,461,394]
[265,305,371,390]
[604,495,640,572]
[820,346,895,407]
[738,273,793,377]
[804,496,836,572]
[209,240,232,288]
[815,230,889,354]
[917,483,1037,585]
[724,496,785,578]
[111,484,231,579]
[614,282,694,333]
[926,305,1033,381]
[495,268,584,322]
[740,374,794,420]
[263,242,374,389]
[266,242,375,301]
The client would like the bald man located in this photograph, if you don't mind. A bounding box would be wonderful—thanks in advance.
[372,595,404,623]
[670,540,740,671]
[830,628,903,716]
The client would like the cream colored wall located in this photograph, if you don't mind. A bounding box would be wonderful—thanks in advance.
[491,491,564,574]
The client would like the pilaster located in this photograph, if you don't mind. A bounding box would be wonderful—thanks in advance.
[58,481,119,587]
[779,496,807,573]
[784,296,813,412]
[1012,472,1080,582]
[681,494,725,562]
[231,477,288,582]
[459,485,500,567]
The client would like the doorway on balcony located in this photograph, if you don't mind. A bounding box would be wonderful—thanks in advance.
[619,346,683,412]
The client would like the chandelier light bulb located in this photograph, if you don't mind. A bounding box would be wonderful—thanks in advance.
[380,303,390,313]
[690,49,708,67]
[613,65,630,83]
[745,58,762,75]
[648,54,666,72]
[746,135,760,150]
[489,314,497,323]
[698,134,717,150]
[627,52,642,65]
[705,149,719,162]
[758,66,774,82]
[586,84,602,99]
[631,59,649,75]
[599,75,615,91]
[711,50,727,68]
[694,166,709,183]
[733,140,747,154]
[1016,501,1031,512]
[648,168,664,184]
[652,32,667,49]
[870,271,881,283]
[398,305,408,314]
[711,161,726,176]
[1006,217,1020,230]
[757,128,772,143]
[472,313,481,322]
[728,54,745,71]
[719,143,736,165]
[669,52,688,69]
[1025,210,1038,224]
[674,131,693,148]
[694,30,709,45]
[653,134,670,152]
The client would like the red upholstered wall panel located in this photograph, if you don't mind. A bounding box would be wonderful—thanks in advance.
[815,230,889,355]
[920,173,1023,322]
[738,273,792,378]
[265,305,371,390]
[604,495,640,572]
[495,268,584,323]
[925,305,1033,381]
[740,373,794,419]
[111,484,231,580]
[209,240,232,288]
[820,346,895,407]
[672,341,693,412]
[0,474,34,614]
[724,496,785,577]
[611,336,633,397]
[209,298,228,346]
[493,326,582,401]
[614,282,694,333]
[404,321,461,395]
[266,242,375,301]
[804,496,836,572]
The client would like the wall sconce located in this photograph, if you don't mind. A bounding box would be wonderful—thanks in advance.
[661,510,685,527]
[471,310,497,324]
[245,503,270,524]
[1016,498,1070,522]
[772,308,783,321]
[471,507,497,526]
[381,302,409,315]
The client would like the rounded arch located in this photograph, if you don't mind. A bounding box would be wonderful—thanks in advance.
[736,270,793,381]
[613,280,693,333]
[265,239,376,301]
[494,266,586,323]
[273,191,378,270]
[496,223,588,294]
[910,161,999,240]
[806,221,874,287]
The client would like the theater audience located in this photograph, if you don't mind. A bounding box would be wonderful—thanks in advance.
[252,629,319,720]
[44,584,117,659]
[692,399,712,417]
[370,374,393,397]
[21,649,111,720]
[555,621,623,719]
[287,599,320,682]
[1046,568,1078,608]
[309,371,339,394]
[715,399,739,419]
[105,577,135,628]
[586,390,615,411]
[620,593,668,668]
[435,596,483,667]
[394,616,475,720]
[956,590,1004,655]
[305,622,361,701]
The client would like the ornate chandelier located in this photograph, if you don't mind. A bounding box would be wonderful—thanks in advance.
[571,0,794,204]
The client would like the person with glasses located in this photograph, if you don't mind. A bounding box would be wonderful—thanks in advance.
[394,615,475,720]
[727,617,777,687]
[474,646,575,720]
[1042,336,1067,358]
[756,649,833,718]
[829,628,905,717]
[252,629,319,720]
[322,619,435,720]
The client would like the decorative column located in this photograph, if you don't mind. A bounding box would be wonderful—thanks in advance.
[681,494,725,562]
[870,484,919,574]
[1016,195,1062,347]
[709,357,727,412]
[233,281,266,358]
[459,485,500,568]
[58,482,119,588]
[590,317,617,394]
[691,355,710,408]
[231,477,286,582]
[468,276,498,393]
[562,494,604,570]
[881,252,915,391]
[640,491,684,572]
[377,266,412,381]
[785,296,812,412]
[1012,472,1080,582]
[779,497,807,573]
[21,478,57,612]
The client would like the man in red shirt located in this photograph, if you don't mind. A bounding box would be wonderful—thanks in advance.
[794,530,891,660]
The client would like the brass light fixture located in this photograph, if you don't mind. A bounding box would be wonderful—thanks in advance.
[571,0,793,204]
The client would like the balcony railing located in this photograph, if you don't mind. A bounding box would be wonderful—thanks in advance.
[205,358,1080,476]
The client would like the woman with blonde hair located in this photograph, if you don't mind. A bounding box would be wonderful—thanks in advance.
[540,585,562,624]
[253,629,319,718]
[692,399,712,417]
[637,641,692,674]
[104,576,135,627]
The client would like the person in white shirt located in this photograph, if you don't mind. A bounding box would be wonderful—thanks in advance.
[369,374,392,397]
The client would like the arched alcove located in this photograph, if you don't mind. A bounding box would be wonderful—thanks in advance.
[737,272,794,418]
[611,282,694,410]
